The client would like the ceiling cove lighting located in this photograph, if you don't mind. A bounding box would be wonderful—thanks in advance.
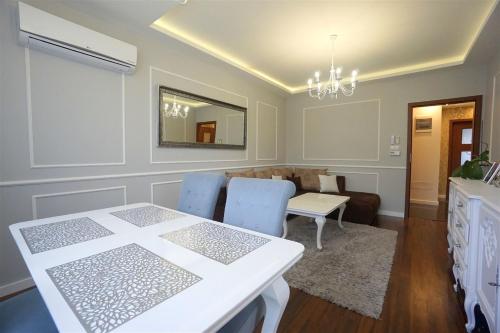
[307,35,358,99]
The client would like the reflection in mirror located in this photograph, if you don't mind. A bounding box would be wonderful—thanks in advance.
[159,86,246,149]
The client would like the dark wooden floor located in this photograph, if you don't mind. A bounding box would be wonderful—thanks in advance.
[264,210,468,333]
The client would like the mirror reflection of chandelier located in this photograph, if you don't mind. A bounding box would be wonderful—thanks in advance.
[164,95,189,119]
[307,35,358,99]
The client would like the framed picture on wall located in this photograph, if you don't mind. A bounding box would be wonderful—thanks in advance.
[415,117,432,132]
[483,162,498,183]
[485,162,500,185]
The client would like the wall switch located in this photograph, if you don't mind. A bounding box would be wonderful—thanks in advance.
[390,145,400,150]
[389,151,401,156]
[390,135,395,145]
[395,136,400,144]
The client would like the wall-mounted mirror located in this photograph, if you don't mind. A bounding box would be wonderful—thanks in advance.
[159,86,247,149]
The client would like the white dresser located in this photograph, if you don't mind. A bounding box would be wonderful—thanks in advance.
[448,178,500,333]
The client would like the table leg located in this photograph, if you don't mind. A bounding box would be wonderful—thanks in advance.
[261,276,290,333]
[282,214,288,238]
[315,216,326,250]
[337,203,346,230]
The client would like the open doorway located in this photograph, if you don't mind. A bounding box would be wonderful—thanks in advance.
[404,96,482,219]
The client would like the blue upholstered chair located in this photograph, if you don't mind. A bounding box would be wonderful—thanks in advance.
[0,288,57,333]
[219,177,296,333]
[223,177,296,236]
[177,172,226,219]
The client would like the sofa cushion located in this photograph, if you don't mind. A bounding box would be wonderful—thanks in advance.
[254,168,272,179]
[226,168,255,179]
[271,167,294,178]
[294,168,328,176]
[300,174,321,191]
[294,168,328,191]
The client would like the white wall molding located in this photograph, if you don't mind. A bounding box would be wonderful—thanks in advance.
[302,98,381,161]
[0,163,284,187]
[31,186,127,219]
[288,163,406,170]
[0,277,35,298]
[378,210,404,218]
[326,170,380,194]
[150,180,183,205]
[149,65,249,164]
[25,48,126,168]
[256,101,278,161]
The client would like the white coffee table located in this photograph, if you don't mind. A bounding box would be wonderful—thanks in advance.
[283,193,350,250]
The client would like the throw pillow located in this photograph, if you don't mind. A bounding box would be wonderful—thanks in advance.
[271,167,294,178]
[319,175,339,193]
[255,168,272,179]
[300,174,321,191]
[271,175,283,180]
[225,168,255,179]
[294,168,328,176]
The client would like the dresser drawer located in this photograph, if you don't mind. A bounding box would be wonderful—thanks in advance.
[454,190,470,221]
[453,212,470,244]
[452,249,467,288]
[451,231,467,263]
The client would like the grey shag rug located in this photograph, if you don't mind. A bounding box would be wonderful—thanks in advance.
[284,217,398,319]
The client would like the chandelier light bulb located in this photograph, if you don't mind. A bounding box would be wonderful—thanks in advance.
[307,35,358,99]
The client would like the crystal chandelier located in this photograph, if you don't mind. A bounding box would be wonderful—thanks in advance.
[307,35,358,99]
[164,96,189,119]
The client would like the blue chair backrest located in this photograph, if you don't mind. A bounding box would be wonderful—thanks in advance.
[0,288,57,333]
[177,173,225,219]
[223,177,296,237]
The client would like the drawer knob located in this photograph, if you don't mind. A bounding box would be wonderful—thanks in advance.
[457,202,464,208]
[454,243,461,248]
[488,282,500,287]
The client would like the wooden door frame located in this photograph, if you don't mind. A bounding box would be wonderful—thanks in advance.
[404,95,482,218]
[196,121,217,143]
[446,119,474,198]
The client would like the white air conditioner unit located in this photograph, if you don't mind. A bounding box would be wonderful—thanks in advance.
[18,2,137,74]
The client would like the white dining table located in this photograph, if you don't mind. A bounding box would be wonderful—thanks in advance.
[9,202,304,333]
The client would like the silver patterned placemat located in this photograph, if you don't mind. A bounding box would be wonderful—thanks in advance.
[161,222,270,265]
[46,243,201,333]
[110,205,184,227]
[20,217,113,254]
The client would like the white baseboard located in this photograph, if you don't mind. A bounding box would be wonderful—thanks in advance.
[0,277,34,298]
[378,210,404,218]
[410,198,439,206]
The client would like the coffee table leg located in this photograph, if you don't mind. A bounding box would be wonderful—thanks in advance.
[261,276,290,333]
[337,203,346,230]
[282,214,288,238]
[314,216,326,250]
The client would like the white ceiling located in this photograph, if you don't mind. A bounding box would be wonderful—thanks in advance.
[152,0,497,93]
[62,0,499,94]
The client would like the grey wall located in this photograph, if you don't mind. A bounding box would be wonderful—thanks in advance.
[286,65,488,215]
[0,0,286,295]
[486,49,500,161]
